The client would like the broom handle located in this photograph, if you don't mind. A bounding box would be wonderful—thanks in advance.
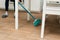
[18,2,36,20]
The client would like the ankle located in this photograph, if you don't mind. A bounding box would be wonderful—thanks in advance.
[5,11,8,15]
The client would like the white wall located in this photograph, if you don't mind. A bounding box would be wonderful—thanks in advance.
[0,0,42,11]
[0,0,14,10]
[47,0,60,1]
[18,0,29,10]
[31,0,40,11]
[18,0,42,11]
[0,0,5,9]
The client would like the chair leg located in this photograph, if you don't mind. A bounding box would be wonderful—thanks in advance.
[27,14,30,21]
[15,0,18,30]
[57,16,60,24]
[41,13,46,39]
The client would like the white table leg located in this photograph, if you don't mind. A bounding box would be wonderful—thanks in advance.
[15,0,18,30]
[41,13,46,39]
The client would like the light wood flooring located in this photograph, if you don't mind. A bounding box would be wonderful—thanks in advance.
[0,10,60,40]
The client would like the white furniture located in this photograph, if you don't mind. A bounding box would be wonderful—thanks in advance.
[27,0,31,21]
[15,0,18,30]
[15,0,31,30]
[41,0,60,39]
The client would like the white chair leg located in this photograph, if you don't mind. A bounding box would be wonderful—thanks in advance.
[15,0,18,30]
[27,0,31,21]
[27,13,30,21]
[41,13,46,39]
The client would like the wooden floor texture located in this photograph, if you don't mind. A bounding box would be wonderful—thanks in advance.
[0,10,60,40]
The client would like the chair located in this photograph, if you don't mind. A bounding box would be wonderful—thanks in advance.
[15,0,31,30]
[27,0,31,21]
[9,0,15,10]
[41,0,60,39]
[9,0,14,4]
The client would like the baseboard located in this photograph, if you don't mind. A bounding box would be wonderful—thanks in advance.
[0,8,41,13]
